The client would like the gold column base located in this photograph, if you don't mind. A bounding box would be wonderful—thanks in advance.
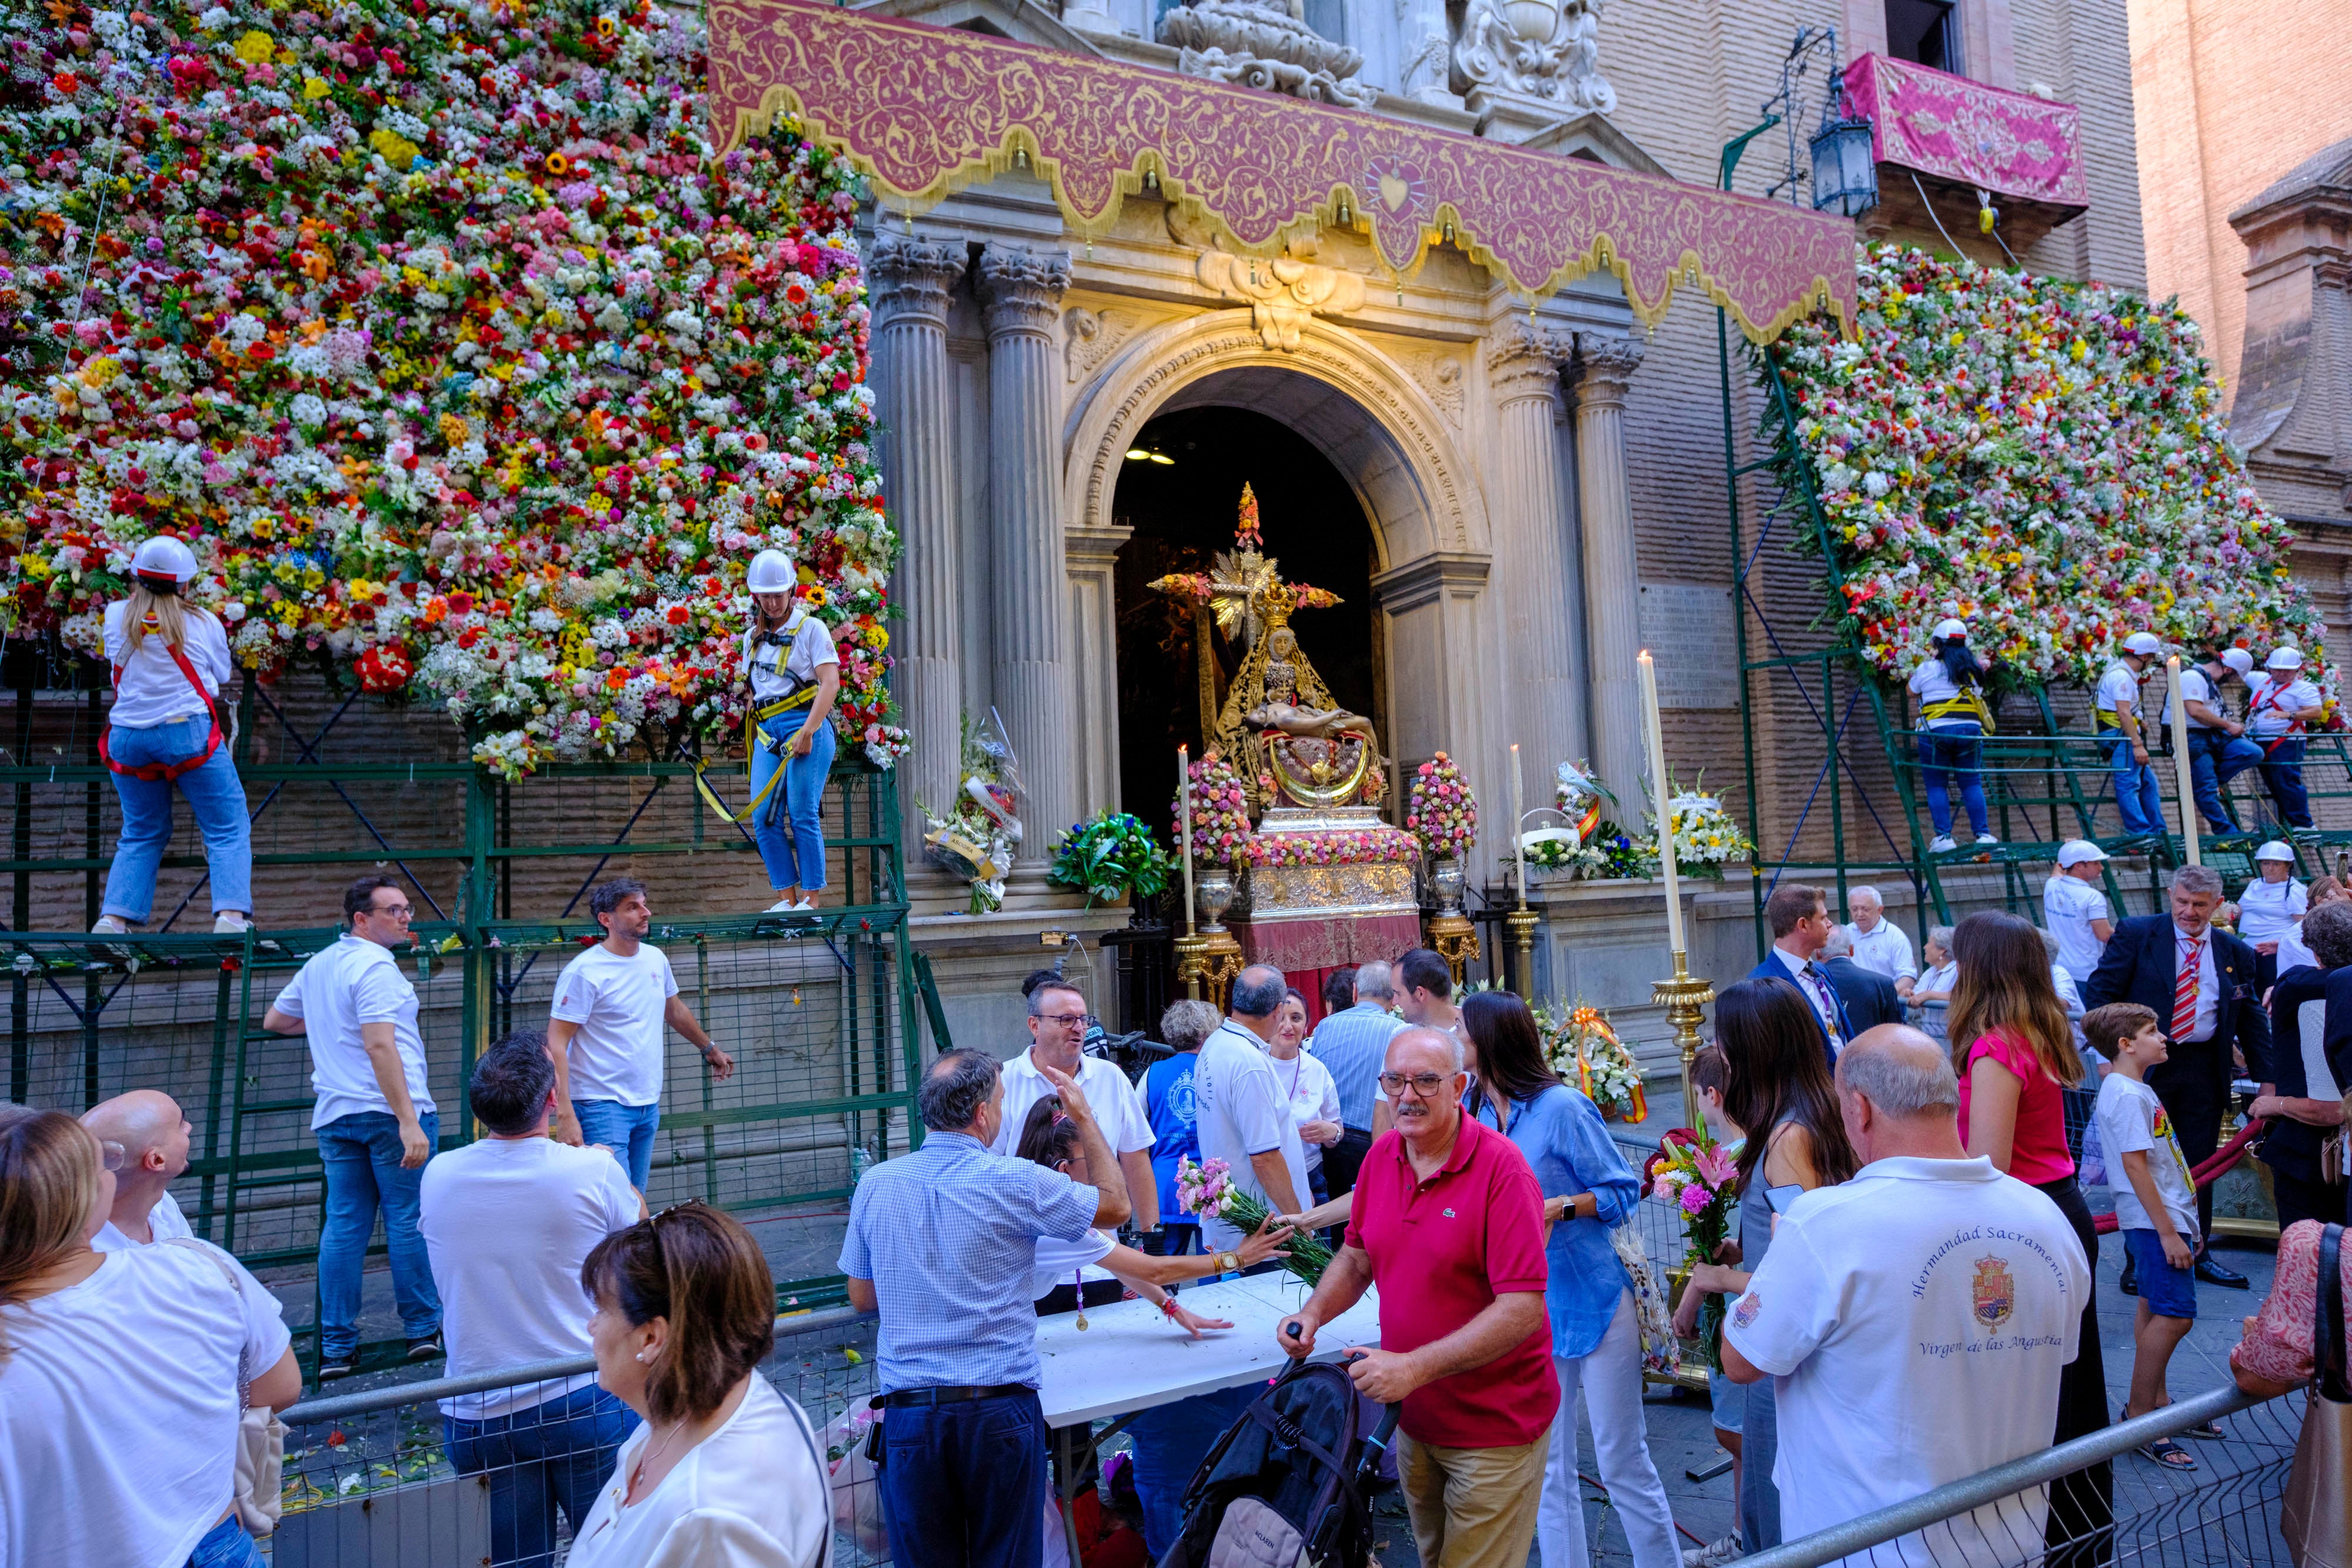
[1651,948,1715,1129]
[1503,907,1539,995]
[1427,911,1481,987]
[1177,929,1244,1008]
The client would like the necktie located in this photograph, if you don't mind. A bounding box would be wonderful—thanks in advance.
[1803,963,1842,1043]
[2172,938,2202,1041]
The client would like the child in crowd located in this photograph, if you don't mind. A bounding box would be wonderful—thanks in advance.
[1683,1044,1747,1568]
[2085,1002,2211,1472]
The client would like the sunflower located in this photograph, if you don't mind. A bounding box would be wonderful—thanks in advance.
[543,152,568,176]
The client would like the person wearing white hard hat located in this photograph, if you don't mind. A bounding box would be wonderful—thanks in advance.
[2239,840,2308,991]
[92,536,252,937]
[2245,645,2326,830]
[1905,618,1997,854]
[2043,841,2116,987]
[2094,634,2167,837]
[2157,646,2262,835]
[721,549,840,912]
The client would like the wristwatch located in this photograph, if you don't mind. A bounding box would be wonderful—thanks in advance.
[1216,1250,1241,1273]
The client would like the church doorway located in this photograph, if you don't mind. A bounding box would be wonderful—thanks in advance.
[1110,404,1382,830]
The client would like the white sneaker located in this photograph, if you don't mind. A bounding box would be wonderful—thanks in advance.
[213,913,251,934]
[1683,1531,1743,1567]
[1927,835,1956,854]
[790,899,816,912]
[1975,833,2000,845]
[92,915,131,936]
[764,898,799,914]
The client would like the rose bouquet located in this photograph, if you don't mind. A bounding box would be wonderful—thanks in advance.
[1047,810,1172,908]
[1175,749,1253,870]
[1174,1154,1331,1285]
[1648,1124,1742,1369]
[1405,751,1478,861]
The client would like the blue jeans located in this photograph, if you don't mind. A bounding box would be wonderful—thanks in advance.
[2187,730,2264,831]
[2101,733,2166,836]
[1917,723,1987,837]
[446,1384,640,1568]
[749,711,834,893]
[573,1098,660,1192]
[1127,1385,1254,1559]
[880,1389,1047,1568]
[185,1512,263,1567]
[316,1110,442,1358]
[2259,737,2311,827]
[103,715,253,921]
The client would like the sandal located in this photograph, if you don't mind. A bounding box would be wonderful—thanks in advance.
[2136,1437,2197,1471]
[2176,1417,2227,1441]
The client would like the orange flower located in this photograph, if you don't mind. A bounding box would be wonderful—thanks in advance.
[543,152,568,176]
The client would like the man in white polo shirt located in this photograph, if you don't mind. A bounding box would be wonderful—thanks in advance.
[262,874,442,1378]
[1723,1025,2089,1568]
[991,970,1158,1234]
[547,877,733,1192]
[81,1089,196,1250]
[2043,841,2116,988]
[1191,965,1308,1257]
[1839,886,1919,999]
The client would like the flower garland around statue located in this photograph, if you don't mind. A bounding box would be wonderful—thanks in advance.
[1405,751,1477,861]
[1248,823,1418,868]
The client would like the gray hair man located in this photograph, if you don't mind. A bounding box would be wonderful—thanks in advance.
[990,974,1160,1231]
[1304,958,1405,1198]
[1839,885,1919,998]
[841,1047,1131,1568]
[2082,864,2269,1285]
[81,1090,194,1249]
[1191,964,1309,1255]
[1723,1025,2090,1562]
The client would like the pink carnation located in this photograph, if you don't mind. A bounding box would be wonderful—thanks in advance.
[1678,1183,1713,1216]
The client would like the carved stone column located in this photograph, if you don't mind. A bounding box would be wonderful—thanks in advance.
[978,245,1078,861]
[867,235,968,840]
[1570,330,1647,812]
[1067,523,1134,817]
[1485,323,1581,814]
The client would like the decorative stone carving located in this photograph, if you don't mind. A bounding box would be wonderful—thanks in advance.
[977,245,1074,338]
[1404,350,1466,428]
[1484,321,1575,402]
[1064,305,1138,385]
[1196,236,1367,351]
[1157,0,1379,109]
[1454,0,1615,118]
[867,233,968,323]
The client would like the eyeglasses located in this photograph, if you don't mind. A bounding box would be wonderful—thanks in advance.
[643,1197,706,1278]
[369,901,415,921]
[98,1139,127,1172]
[1377,1071,1455,1098]
[1035,1013,1087,1029]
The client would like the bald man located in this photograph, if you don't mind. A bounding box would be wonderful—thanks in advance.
[81,1089,196,1250]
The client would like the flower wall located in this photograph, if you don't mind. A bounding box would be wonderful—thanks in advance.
[1,0,904,776]
[1775,246,2333,707]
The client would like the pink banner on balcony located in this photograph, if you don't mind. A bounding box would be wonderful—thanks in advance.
[1843,53,2086,209]
[706,0,1856,343]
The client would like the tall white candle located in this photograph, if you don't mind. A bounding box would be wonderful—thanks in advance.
[1178,745,1197,931]
[1511,743,1526,909]
[1639,651,1686,954]
[2165,656,2200,867]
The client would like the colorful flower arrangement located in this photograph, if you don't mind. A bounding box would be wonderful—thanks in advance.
[918,712,1022,914]
[1536,1001,1645,1122]
[1647,1124,1740,1368]
[1175,1154,1330,1285]
[1773,245,2337,713]
[1639,777,1754,880]
[1175,748,1252,870]
[0,0,906,777]
[1047,810,1172,908]
[1405,750,1477,861]
[1247,823,1417,868]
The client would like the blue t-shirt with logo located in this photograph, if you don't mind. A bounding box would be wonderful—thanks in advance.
[1144,1051,1201,1227]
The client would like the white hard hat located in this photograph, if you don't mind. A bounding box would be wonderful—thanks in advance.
[2220,648,2254,677]
[130,534,198,590]
[746,549,796,595]
[2267,646,2305,669]
[1932,617,1968,641]
[2122,632,2162,657]
[2256,839,2296,863]
[2056,839,2108,868]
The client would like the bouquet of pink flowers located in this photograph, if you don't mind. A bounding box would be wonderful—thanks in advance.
[1648,1124,1741,1369]
[1405,751,1479,861]
[1174,1155,1331,1285]
[1175,750,1254,871]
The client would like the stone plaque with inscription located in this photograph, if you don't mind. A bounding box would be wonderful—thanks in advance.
[1637,583,1740,708]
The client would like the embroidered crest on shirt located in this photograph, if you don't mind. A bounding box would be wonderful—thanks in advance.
[1972,1255,2015,1328]
[1733,1292,1762,1330]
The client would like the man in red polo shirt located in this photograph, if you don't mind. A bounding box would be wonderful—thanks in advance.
[1278,1026,1555,1568]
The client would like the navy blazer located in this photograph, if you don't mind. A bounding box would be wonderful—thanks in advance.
[1743,951,1853,1066]
[1824,956,1907,1035]
[2082,914,2271,1089]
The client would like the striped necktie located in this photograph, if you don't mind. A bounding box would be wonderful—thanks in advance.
[2172,938,2202,1041]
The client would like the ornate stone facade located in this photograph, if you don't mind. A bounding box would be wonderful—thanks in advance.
[1453,0,1615,121]
[1156,0,1378,108]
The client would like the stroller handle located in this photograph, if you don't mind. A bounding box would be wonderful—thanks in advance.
[1324,1348,1404,1483]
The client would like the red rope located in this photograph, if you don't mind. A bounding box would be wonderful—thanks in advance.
[2089,1116,2269,1234]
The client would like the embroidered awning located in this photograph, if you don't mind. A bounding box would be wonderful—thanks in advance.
[706,0,1857,343]
[1842,54,2087,210]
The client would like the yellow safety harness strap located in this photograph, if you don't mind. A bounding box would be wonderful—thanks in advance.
[1920,692,1994,735]
[694,684,819,824]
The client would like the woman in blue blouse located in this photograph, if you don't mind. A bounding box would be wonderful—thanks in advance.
[1463,991,1679,1568]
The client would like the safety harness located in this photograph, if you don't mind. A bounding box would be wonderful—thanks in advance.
[1919,690,1995,734]
[101,631,224,783]
[2247,680,2306,757]
[693,614,822,827]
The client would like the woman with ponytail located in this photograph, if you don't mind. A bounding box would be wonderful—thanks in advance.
[1906,616,1996,855]
[569,1200,829,1566]
[94,534,253,936]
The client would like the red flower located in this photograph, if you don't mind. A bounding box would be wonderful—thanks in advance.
[665,604,690,625]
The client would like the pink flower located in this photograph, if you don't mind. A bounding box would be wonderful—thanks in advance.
[1651,1173,1683,1202]
[1679,1183,1713,1216]
[1693,1146,1739,1189]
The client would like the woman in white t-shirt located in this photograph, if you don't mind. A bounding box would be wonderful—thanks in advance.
[1269,988,1343,1203]
[92,536,253,937]
[0,1105,300,1568]
[1906,618,1996,854]
[2240,841,2310,989]
[731,549,841,915]
[568,1201,828,1567]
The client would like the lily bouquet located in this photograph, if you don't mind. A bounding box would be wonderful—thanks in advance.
[1648,1124,1741,1368]
[1174,1154,1331,1286]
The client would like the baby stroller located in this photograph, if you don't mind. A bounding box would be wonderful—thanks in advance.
[1155,1354,1401,1568]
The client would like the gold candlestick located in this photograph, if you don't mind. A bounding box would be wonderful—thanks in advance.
[1652,948,1714,1133]
[1504,907,1540,995]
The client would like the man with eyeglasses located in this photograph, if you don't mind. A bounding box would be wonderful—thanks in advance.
[991,972,1158,1235]
[263,874,443,1378]
[1279,1026,1556,1568]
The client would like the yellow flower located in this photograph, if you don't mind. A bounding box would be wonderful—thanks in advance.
[303,76,332,99]
[233,29,276,62]
[369,128,421,171]
[437,412,470,446]
[80,356,122,389]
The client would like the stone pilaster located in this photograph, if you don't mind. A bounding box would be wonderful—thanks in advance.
[978,245,1078,861]
[867,234,970,840]
[1067,523,1134,818]
[1570,330,1648,814]
[1484,323,1582,815]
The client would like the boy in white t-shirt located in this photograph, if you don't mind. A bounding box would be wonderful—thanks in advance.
[549,878,733,1192]
[2042,840,2116,986]
[2084,1003,2209,1472]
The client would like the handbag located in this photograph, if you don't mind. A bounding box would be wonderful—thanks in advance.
[1609,1221,1682,1376]
[166,1239,288,1534]
[2281,1223,2351,1568]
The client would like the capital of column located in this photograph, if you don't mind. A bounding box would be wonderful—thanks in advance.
[868,233,969,327]
[978,245,1073,340]
[1571,330,1645,411]
[1485,322,1576,403]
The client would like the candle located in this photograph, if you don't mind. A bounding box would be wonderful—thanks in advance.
[1639,651,1686,954]
[2165,656,2199,867]
[1511,743,1526,910]
[1178,745,1197,931]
